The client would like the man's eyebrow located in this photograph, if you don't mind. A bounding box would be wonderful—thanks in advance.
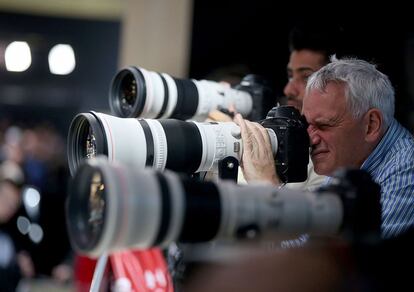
[313,117,338,125]
[287,67,316,74]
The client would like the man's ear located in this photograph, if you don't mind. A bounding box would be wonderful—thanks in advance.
[364,108,383,142]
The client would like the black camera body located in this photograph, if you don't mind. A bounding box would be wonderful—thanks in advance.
[260,106,309,183]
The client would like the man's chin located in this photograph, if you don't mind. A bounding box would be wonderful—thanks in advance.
[311,160,332,176]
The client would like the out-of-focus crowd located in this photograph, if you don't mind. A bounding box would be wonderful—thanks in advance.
[0,119,72,291]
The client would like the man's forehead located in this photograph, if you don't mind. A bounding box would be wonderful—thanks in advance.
[288,50,327,69]
[305,83,346,101]
[303,86,346,117]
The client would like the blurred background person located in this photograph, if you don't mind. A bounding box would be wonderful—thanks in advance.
[0,157,34,291]
[0,123,73,289]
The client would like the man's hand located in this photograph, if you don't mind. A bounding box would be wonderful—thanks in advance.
[234,113,281,185]
[207,110,234,122]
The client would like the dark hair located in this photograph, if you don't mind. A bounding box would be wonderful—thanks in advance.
[288,23,345,62]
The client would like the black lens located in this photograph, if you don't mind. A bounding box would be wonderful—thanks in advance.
[110,67,147,118]
[86,127,97,159]
[67,113,108,176]
[66,165,107,252]
[119,73,137,116]
[87,171,106,238]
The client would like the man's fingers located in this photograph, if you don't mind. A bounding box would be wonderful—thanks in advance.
[246,121,268,147]
[252,122,272,147]
[228,103,237,115]
[208,110,233,122]
[234,114,251,150]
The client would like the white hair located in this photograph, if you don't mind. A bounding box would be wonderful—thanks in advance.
[306,56,395,128]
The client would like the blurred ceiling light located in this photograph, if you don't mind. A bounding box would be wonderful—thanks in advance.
[28,223,44,243]
[22,186,41,221]
[48,44,76,75]
[17,216,31,235]
[23,187,41,209]
[5,41,32,72]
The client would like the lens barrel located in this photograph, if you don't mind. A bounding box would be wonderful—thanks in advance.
[67,111,242,176]
[67,107,308,183]
[109,66,254,121]
[66,158,381,257]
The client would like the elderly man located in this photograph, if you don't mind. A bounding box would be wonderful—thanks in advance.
[236,57,414,238]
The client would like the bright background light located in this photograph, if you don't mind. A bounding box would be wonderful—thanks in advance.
[22,186,41,220]
[23,187,41,209]
[48,44,76,75]
[28,223,44,243]
[5,41,32,72]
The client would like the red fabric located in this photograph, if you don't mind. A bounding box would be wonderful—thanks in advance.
[73,249,173,292]
[73,254,97,292]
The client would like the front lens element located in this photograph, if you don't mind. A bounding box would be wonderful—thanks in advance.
[67,164,107,253]
[67,112,108,176]
[120,73,137,116]
[86,128,97,159]
[88,171,106,235]
[110,67,147,118]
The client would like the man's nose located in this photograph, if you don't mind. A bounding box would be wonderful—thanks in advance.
[283,80,299,98]
[307,125,320,145]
